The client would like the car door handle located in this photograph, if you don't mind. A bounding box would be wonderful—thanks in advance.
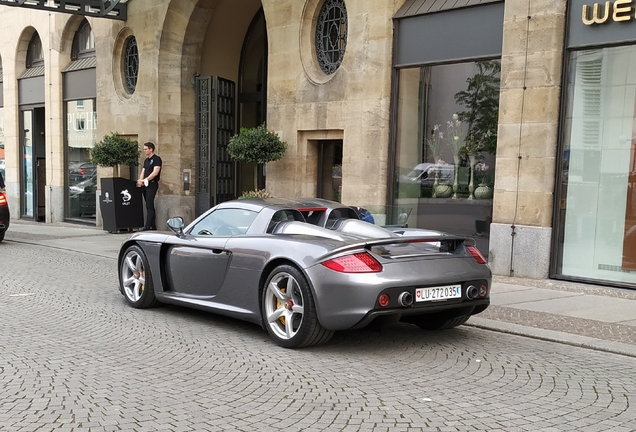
[212,249,225,254]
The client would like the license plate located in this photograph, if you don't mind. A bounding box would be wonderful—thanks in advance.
[415,285,461,302]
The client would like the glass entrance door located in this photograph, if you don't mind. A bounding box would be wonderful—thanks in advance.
[22,110,34,218]
[21,107,45,220]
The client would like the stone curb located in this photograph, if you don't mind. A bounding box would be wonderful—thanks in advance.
[468,316,636,358]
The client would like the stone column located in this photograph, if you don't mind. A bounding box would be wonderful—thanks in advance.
[489,0,567,278]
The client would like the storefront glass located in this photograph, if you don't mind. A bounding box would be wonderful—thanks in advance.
[22,110,33,217]
[393,60,500,256]
[66,99,97,220]
[556,46,636,285]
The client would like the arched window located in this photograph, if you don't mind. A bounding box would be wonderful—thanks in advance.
[71,20,95,60]
[26,33,44,68]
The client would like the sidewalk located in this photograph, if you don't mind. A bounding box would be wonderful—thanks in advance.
[5,219,636,357]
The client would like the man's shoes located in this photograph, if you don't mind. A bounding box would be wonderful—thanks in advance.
[140,227,156,231]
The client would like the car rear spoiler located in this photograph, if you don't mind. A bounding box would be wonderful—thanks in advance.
[325,234,472,259]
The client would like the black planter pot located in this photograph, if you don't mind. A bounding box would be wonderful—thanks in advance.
[99,177,144,233]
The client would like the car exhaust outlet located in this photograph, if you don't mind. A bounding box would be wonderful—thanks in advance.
[398,291,414,307]
[466,285,478,300]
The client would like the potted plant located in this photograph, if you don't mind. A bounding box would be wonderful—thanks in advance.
[91,132,140,177]
[91,133,143,232]
[228,124,287,190]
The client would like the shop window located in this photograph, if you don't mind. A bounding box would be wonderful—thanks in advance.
[556,46,636,285]
[26,33,44,68]
[71,20,95,60]
[66,99,97,220]
[315,0,347,75]
[394,60,500,255]
[123,36,138,94]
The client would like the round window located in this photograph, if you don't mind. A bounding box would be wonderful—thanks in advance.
[315,0,348,75]
[123,36,139,94]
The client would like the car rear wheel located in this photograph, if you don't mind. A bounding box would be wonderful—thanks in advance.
[262,264,334,348]
[119,244,158,308]
[0,230,4,242]
[407,313,471,330]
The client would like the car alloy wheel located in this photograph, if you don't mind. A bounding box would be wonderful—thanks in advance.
[262,264,333,348]
[119,244,157,308]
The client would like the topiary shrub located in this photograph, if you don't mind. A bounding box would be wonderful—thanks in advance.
[228,124,287,164]
[91,132,139,177]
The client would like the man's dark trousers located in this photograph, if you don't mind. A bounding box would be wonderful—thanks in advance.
[142,181,158,230]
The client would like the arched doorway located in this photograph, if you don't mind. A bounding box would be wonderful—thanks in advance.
[237,8,267,192]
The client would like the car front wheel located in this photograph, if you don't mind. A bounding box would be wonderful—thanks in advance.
[119,244,158,308]
[262,264,333,348]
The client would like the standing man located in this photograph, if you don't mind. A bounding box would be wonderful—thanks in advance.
[137,142,162,230]
[0,170,5,192]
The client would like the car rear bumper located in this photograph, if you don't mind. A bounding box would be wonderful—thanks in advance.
[305,258,491,331]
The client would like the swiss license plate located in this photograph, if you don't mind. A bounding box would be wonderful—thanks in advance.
[415,285,461,302]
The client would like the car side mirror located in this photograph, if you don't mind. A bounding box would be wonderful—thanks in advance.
[167,216,185,237]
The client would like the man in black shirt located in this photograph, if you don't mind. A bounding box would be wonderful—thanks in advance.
[0,170,5,192]
[137,142,162,230]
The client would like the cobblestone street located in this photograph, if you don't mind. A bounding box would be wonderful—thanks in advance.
[1,241,636,431]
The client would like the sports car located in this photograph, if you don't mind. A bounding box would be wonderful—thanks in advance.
[117,198,491,348]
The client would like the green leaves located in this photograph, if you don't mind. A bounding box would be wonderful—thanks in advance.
[91,133,140,168]
[227,124,287,164]
[454,60,500,155]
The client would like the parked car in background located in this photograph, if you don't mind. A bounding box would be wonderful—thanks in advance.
[0,190,10,242]
[401,163,454,187]
[117,198,491,348]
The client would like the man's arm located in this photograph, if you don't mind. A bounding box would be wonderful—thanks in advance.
[136,163,145,187]
[145,166,161,182]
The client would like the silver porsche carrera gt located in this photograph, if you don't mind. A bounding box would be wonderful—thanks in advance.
[117,198,491,348]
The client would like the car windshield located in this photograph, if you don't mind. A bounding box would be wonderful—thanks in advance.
[190,208,258,236]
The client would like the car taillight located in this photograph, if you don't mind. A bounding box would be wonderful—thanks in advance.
[79,168,85,175]
[466,245,487,264]
[322,252,382,273]
[0,193,6,205]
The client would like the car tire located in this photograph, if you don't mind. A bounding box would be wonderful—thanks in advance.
[262,264,334,348]
[0,230,4,242]
[119,244,158,308]
[409,313,471,331]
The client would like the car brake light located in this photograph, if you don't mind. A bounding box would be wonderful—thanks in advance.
[322,252,382,273]
[79,168,85,175]
[0,193,6,205]
[466,245,487,264]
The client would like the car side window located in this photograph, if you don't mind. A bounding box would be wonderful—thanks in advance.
[190,208,258,236]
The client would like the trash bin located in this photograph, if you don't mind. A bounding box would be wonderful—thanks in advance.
[99,177,144,233]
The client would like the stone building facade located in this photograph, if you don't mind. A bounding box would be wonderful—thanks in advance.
[1,0,634,289]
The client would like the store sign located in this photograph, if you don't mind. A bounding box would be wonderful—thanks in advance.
[582,0,634,25]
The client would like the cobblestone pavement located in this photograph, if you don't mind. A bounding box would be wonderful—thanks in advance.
[1,242,636,431]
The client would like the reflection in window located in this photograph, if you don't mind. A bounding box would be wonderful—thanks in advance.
[556,46,636,286]
[66,99,97,220]
[190,208,258,236]
[394,60,500,256]
[26,33,44,68]
[71,20,95,60]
